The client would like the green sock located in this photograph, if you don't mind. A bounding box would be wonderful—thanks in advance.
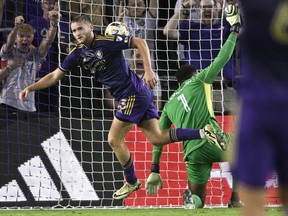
[192,194,203,208]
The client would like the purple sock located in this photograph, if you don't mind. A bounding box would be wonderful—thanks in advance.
[169,128,201,142]
[123,155,137,185]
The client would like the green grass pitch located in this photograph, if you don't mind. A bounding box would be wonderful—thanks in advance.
[0,208,284,216]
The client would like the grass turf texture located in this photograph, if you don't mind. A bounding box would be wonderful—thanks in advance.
[0,208,284,216]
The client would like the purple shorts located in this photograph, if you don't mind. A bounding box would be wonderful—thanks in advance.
[115,88,159,126]
[233,100,288,187]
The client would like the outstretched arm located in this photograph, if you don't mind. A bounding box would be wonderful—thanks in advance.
[145,110,172,195]
[19,68,65,101]
[131,37,157,89]
[38,3,61,59]
[200,33,238,84]
[199,4,240,83]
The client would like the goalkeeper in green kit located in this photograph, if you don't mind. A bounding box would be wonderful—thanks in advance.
[145,4,242,208]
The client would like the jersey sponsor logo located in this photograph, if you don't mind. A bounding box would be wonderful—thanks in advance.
[83,49,106,74]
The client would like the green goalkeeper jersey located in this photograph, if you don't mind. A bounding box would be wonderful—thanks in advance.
[152,33,237,163]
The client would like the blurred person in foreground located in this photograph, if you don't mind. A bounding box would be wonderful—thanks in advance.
[19,15,222,200]
[232,0,288,215]
[145,4,242,209]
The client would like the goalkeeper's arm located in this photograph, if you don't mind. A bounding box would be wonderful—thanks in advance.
[145,146,164,195]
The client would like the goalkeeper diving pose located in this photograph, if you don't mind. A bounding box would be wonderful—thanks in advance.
[19,15,221,200]
[145,4,242,208]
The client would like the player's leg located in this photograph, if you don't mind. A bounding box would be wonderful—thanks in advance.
[139,118,215,146]
[108,117,141,199]
[233,101,275,215]
[240,187,265,216]
[184,143,222,208]
[108,116,134,165]
[186,181,207,208]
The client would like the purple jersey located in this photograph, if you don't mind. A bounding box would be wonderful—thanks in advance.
[60,35,148,100]
[60,34,159,124]
[234,0,288,187]
[239,0,288,101]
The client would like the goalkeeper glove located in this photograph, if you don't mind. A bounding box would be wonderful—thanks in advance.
[145,164,163,194]
[225,4,241,33]
[145,172,163,195]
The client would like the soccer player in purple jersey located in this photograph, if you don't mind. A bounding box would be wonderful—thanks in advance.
[232,0,288,215]
[19,15,221,200]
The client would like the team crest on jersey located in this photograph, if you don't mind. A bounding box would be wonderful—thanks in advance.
[95,50,103,59]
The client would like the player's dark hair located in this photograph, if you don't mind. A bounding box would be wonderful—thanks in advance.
[71,15,92,25]
[176,65,197,84]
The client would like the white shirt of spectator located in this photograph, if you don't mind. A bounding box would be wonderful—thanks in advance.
[0,45,39,112]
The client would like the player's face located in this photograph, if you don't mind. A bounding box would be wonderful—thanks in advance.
[71,21,93,46]
[16,33,34,52]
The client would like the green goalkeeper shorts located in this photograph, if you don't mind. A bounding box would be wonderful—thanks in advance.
[185,142,224,184]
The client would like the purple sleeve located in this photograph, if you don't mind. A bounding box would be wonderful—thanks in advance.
[59,49,80,73]
[106,35,133,53]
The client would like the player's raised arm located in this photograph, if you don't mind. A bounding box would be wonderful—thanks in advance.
[131,37,157,89]
[199,4,241,84]
[19,68,65,101]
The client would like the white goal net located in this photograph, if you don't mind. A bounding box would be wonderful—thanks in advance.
[0,0,279,209]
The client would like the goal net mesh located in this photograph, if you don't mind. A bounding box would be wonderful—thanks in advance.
[0,0,279,209]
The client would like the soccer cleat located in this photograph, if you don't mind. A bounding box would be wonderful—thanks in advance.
[182,189,195,209]
[112,180,142,200]
[203,124,228,151]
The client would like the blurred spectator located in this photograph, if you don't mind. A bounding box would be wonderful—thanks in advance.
[28,0,69,112]
[0,13,59,113]
[105,49,162,110]
[117,0,158,70]
[61,0,109,34]
[164,0,236,86]
[29,0,69,77]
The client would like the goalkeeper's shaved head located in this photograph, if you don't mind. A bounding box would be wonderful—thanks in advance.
[176,65,197,84]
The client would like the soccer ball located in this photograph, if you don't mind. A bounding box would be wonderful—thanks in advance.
[105,21,130,36]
